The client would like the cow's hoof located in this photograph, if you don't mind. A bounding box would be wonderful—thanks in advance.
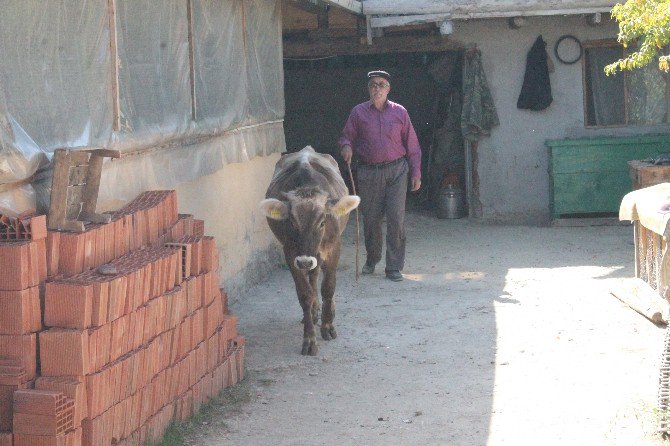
[320,326,337,341]
[301,337,318,356]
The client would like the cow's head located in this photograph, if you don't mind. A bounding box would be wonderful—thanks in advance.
[260,188,360,271]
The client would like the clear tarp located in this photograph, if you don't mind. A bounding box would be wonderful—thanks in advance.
[0,0,285,215]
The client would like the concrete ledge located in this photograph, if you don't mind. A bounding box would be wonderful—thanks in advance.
[551,217,631,228]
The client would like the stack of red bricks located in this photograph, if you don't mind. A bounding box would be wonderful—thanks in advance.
[0,190,245,446]
[0,214,47,446]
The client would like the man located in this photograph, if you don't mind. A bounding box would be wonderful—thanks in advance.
[339,70,421,282]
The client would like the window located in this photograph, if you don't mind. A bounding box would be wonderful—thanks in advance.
[583,40,670,127]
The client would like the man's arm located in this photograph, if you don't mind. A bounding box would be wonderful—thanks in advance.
[402,112,422,191]
[339,109,357,165]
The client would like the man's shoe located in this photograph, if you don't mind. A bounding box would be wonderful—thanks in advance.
[361,263,375,275]
[385,270,403,282]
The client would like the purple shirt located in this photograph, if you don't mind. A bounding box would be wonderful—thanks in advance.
[339,100,422,179]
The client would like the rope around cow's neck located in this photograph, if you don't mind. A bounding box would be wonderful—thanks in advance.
[346,162,360,282]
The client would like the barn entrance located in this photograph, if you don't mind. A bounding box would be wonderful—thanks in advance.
[283,50,467,215]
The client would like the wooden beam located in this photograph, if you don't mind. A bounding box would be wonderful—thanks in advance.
[107,0,120,132]
[363,0,448,15]
[450,7,613,19]
[283,34,463,58]
[186,0,197,121]
[317,7,329,29]
[370,13,450,28]
[362,0,614,17]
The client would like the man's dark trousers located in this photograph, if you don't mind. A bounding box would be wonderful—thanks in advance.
[357,158,408,272]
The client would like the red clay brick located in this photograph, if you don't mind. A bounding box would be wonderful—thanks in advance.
[0,432,11,446]
[222,315,239,343]
[202,236,218,274]
[0,359,27,386]
[193,219,205,237]
[13,389,65,415]
[35,377,87,428]
[0,242,32,291]
[90,280,110,327]
[82,408,112,446]
[27,214,47,241]
[46,231,60,278]
[0,287,41,334]
[39,329,90,376]
[192,308,205,348]
[201,271,214,307]
[57,232,85,277]
[204,296,223,340]
[195,343,207,382]
[13,433,67,446]
[44,281,92,329]
[13,394,74,435]
[30,238,47,285]
[66,427,82,446]
[0,334,37,380]
[207,335,219,373]
[107,276,128,323]
[94,323,111,372]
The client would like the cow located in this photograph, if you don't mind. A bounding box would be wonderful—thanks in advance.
[259,146,360,355]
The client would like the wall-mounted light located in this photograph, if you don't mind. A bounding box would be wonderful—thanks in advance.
[439,20,454,35]
[587,12,603,26]
[507,16,527,29]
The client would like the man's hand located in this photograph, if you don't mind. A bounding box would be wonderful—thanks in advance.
[341,145,353,165]
[411,177,421,192]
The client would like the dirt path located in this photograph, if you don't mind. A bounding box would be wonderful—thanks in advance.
[184,213,668,446]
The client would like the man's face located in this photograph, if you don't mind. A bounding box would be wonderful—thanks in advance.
[368,76,390,102]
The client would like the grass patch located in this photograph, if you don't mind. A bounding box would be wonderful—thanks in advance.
[150,373,254,446]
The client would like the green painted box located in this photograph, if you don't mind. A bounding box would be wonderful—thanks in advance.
[546,134,670,218]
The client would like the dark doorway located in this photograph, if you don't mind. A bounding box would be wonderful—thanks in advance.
[283,51,465,212]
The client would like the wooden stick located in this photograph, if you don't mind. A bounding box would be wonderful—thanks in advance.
[107,0,120,132]
[346,162,360,282]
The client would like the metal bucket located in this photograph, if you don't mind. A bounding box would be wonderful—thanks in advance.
[436,185,465,219]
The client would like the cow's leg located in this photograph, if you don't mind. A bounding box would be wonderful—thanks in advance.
[285,248,319,356]
[320,245,340,341]
[309,266,321,325]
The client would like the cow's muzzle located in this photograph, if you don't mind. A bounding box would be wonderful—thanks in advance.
[294,256,317,270]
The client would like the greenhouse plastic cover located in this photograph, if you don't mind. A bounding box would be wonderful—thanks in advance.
[0,0,285,215]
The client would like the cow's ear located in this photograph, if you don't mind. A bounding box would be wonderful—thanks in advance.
[259,198,289,220]
[328,195,360,216]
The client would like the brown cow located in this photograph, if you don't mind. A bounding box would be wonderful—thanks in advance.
[260,146,360,355]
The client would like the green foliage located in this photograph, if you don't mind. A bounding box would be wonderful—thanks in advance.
[605,0,670,74]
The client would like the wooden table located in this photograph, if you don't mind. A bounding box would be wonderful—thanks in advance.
[628,160,670,190]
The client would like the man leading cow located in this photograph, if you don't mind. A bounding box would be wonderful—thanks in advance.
[339,70,422,282]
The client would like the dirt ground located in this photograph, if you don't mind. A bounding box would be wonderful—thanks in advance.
[183,212,669,446]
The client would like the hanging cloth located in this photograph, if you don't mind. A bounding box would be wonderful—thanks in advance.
[517,35,552,111]
[461,48,499,142]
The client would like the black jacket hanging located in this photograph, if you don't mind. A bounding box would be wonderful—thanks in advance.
[517,35,552,111]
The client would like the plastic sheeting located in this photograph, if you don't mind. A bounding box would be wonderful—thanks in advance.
[0,0,285,214]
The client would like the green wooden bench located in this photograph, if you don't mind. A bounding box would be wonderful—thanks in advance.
[546,134,670,218]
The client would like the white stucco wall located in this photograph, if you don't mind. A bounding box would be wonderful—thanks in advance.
[451,16,670,224]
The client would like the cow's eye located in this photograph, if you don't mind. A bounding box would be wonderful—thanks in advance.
[319,219,326,228]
